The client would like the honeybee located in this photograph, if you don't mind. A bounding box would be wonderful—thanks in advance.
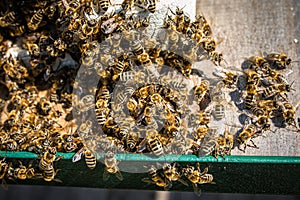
[247,106,271,131]
[257,100,279,111]
[265,52,292,70]
[9,25,26,37]
[264,68,289,85]
[183,163,215,196]
[99,0,111,12]
[193,80,210,105]
[136,52,152,66]
[213,66,239,88]
[137,129,164,156]
[42,165,62,182]
[142,165,172,190]
[27,9,45,31]
[76,95,95,113]
[211,129,234,159]
[39,147,62,171]
[244,69,260,86]
[278,101,299,128]
[246,55,270,73]
[0,158,12,189]
[236,124,259,152]
[208,51,224,66]
[13,161,27,180]
[36,97,52,116]
[135,0,158,13]
[123,131,139,151]
[72,147,97,170]
[0,11,16,27]
[103,151,123,181]
[162,163,188,186]
[244,83,259,109]
[261,83,292,100]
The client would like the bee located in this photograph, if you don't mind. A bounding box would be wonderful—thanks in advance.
[39,147,62,171]
[237,124,259,152]
[0,158,12,189]
[27,9,45,31]
[13,161,27,180]
[36,97,52,116]
[168,6,185,27]
[208,51,224,66]
[142,165,172,190]
[103,151,123,181]
[213,66,239,88]
[0,11,16,27]
[45,2,57,19]
[130,40,144,56]
[193,80,210,105]
[121,128,138,150]
[25,163,42,179]
[246,106,271,131]
[244,83,259,109]
[211,129,234,159]
[112,60,126,80]
[264,68,289,85]
[42,165,62,182]
[97,85,111,100]
[162,163,188,186]
[9,25,26,37]
[265,52,292,70]
[2,138,18,151]
[278,101,299,128]
[99,0,111,12]
[244,69,260,85]
[257,100,279,111]
[176,15,191,34]
[183,163,215,196]
[82,19,99,36]
[135,0,158,13]
[76,95,95,113]
[261,83,292,100]
[200,36,217,53]
[246,55,270,73]
[137,129,164,156]
[72,145,97,169]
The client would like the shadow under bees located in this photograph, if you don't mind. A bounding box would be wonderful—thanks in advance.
[0,81,11,100]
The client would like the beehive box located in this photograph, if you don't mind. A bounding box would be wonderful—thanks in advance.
[0,0,300,195]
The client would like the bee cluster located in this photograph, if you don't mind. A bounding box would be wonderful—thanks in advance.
[0,0,298,195]
[142,162,214,196]
[235,53,299,152]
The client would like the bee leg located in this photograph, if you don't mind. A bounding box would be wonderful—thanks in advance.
[247,139,259,149]
[192,183,201,197]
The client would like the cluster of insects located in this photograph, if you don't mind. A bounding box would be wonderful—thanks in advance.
[0,0,299,195]
[142,162,214,196]
[234,52,299,152]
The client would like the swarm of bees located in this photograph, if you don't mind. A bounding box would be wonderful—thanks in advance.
[0,0,299,195]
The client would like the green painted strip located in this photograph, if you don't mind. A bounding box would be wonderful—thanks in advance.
[1,151,300,164]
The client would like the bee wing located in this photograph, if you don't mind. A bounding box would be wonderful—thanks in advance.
[115,171,124,181]
[197,127,219,157]
[1,179,8,191]
[72,148,84,163]
[103,169,110,181]
[142,177,155,184]
[163,180,172,191]
[192,183,201,197]
[178,178,189,187]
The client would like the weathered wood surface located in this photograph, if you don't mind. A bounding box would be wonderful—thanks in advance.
[196,0,300,156]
